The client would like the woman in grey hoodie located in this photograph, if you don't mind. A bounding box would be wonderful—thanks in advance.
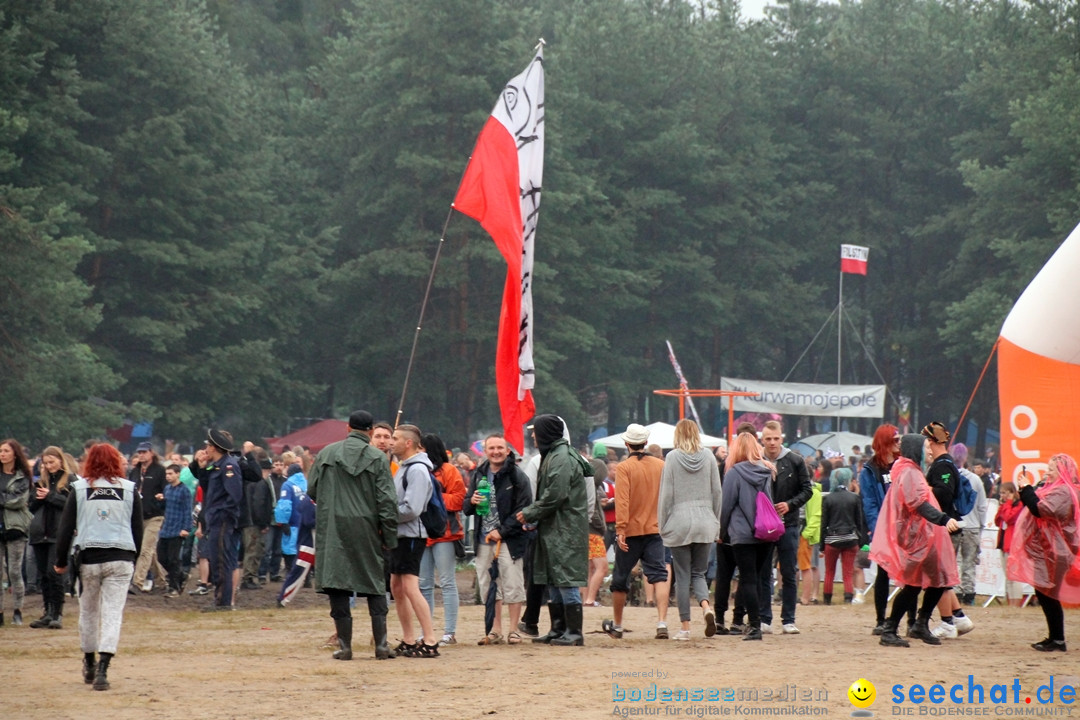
[719,432,776,640]
[658,420,724,640]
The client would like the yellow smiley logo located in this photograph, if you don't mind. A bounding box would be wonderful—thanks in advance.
[848,678,876,709]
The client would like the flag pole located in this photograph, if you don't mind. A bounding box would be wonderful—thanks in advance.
[836,256,843,432]
[394,206,456,429]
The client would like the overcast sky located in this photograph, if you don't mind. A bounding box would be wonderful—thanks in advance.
[741,0,771,18]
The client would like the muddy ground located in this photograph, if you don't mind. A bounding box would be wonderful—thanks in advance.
[5,575,1079,720]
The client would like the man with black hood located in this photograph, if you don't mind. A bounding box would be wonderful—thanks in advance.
[516,414,589,646]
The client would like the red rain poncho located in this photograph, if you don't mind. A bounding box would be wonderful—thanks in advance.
[869,456,959,588]
[1007,454,1080,602]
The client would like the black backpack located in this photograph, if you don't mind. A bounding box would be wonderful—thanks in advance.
[404,464,449,540]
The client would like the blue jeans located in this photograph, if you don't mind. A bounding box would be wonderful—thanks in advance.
[547,585,581,605]
[757,524,800,626]
[419,542,459,634]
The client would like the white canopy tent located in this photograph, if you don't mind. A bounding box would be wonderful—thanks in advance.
[592,421,727,450]
[789,431,873,459]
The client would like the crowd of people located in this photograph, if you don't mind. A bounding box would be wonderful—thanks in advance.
[0,412,1077,689]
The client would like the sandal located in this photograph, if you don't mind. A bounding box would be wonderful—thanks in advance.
[477,632,503,645]
[602,619,623,639]
[507,631,522,645]
[392,640,416,657]
[405,641,441,658]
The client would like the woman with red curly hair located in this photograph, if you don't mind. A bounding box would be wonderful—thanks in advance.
[54,443,143,691]
[858,424,905,635]
[1008,453,1080,652]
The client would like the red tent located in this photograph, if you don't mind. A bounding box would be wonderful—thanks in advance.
[266,419,349,454]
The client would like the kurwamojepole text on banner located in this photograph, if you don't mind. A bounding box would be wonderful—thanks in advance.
[719,378,886,418]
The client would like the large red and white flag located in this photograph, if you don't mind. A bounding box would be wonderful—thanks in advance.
[453,46,544,454]
[840,244,869,275]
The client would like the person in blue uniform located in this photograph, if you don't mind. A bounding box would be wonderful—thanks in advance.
[191,429,243,610]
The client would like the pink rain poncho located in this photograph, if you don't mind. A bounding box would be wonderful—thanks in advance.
[869,456,959,588]
[1007,454,1080,602]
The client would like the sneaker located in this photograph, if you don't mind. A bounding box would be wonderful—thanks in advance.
[189,584,210,596]
[517,621,539,638]
[12,609,22,626]
[953,615,974,635]
[1031,638,1067,652]
[704,609,716,638]
[439,633,457,646]
[655,622,669,640]
[743,627,763,641]
[728,622,745,634]
[931,622,958,639]
[852,591,866,605]
[141,579,154,593]
[673,630,691,641]
[782,623,800,634]
[759,623,773,635]
[164,589,180,599]
[603,619,623,639]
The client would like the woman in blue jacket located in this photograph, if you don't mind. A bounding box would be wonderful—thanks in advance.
[859,424,905,635]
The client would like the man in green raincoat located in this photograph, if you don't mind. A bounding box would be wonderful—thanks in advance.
[517,414,589,646]
[308,410,397,660]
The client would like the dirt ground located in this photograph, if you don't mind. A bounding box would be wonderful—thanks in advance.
[6,576,1080,720]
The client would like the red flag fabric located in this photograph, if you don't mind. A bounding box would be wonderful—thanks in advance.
[840,244,869,275]
[453,47,544,454]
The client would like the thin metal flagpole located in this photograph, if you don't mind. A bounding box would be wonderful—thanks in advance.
[394,206,456,429]
[836,259,843,432]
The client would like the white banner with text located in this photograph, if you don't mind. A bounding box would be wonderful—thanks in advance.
[719,378,886,418]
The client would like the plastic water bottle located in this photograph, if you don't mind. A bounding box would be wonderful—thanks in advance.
[476,476,491,516]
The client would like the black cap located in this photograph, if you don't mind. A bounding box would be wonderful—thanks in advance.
[206,428,234,452]
[348,410,374,431]
[135,441,153,452]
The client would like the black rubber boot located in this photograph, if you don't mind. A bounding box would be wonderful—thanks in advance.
[879,619,910,647]
[83,653,96,684]
[532,603,567,644]
[822,595,832,606]
[30,603,53,629]
[908,617,941,645]
[93,652,112,691]
[372,614,394,660]
[332,616,353,660]
[551,604,584,646]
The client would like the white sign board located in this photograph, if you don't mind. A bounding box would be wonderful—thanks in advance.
[720,377,886,418]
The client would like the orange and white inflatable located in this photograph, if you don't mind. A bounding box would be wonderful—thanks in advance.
[998,223,1080,486]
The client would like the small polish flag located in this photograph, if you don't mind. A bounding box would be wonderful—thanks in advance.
[841,244,869,275]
